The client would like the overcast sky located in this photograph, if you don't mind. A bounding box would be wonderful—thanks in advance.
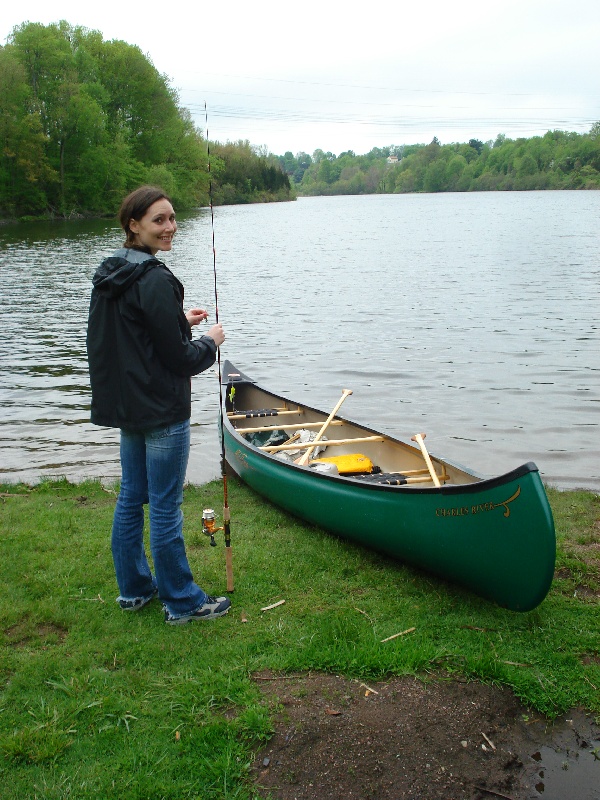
[2,1,598,157]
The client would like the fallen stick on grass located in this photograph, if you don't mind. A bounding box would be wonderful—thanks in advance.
[354,606,375,624]
[69,593,105,603]
[380,626,416,643]
[583,674,598,690]
[260,599,286,611]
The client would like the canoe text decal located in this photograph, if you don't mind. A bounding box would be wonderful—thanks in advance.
[435,486,521,519]
[234,449,250,469]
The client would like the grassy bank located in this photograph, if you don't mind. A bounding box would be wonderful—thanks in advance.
[1,479,598,799]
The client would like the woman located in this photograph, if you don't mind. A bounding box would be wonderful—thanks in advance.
[87,185,231,624]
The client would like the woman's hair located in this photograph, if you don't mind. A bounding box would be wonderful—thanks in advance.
[118,186,171,248]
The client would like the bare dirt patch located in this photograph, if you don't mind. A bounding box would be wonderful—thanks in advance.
[252,672,600,800]
[4,621,68,648]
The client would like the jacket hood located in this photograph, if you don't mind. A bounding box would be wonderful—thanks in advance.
[92,248,161,298]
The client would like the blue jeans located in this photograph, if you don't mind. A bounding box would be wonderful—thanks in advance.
[111,419,207,618]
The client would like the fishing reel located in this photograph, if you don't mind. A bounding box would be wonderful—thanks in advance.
[202,508,223,547]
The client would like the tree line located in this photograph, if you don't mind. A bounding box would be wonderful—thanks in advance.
[0,21,292,220]
[280,127,600,196]
[3,21,598,221]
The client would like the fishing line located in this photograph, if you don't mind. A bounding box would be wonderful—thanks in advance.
[204,102,234,593]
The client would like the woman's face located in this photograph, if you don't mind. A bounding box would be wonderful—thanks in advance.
[129,198,177,254]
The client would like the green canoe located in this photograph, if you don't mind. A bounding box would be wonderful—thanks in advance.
[221,361,556,611]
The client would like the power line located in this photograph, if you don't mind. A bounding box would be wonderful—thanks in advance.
[184,87,581,114]
[184,70,545,98]
[188,103,594,131]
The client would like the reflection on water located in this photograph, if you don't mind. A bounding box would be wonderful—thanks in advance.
[1,192,598,490]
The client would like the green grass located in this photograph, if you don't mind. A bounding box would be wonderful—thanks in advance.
[0,478,598,798]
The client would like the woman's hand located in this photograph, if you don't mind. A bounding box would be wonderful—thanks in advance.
[185,307,224,346]
[186,308,209,327]
[206,323,225,347]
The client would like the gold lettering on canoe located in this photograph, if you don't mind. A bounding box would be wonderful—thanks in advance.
[436,485,521,519]
[491,486,521,518]
[435,506,470,518]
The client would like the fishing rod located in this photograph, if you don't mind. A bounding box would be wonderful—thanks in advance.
[201,102,234,593]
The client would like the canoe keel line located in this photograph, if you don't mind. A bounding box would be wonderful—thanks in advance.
[220,362,556,611]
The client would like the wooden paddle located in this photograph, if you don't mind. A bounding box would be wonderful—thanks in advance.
[296,389,353,466]
[410,432,441,488]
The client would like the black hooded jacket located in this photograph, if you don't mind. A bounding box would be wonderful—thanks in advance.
[87,247,217,430]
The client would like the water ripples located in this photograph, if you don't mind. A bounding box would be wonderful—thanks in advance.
[1,192,598,489]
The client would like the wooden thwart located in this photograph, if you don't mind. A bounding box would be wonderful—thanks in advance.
[260,435,384,453]
[395,467,441,477]
[403,473,448,485]
[237,420,345,435]
[398,466,449,484]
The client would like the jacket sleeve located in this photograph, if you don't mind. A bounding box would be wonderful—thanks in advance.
[136,266,217,377]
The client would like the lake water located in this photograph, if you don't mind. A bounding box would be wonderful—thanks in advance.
[1,192,598,491]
